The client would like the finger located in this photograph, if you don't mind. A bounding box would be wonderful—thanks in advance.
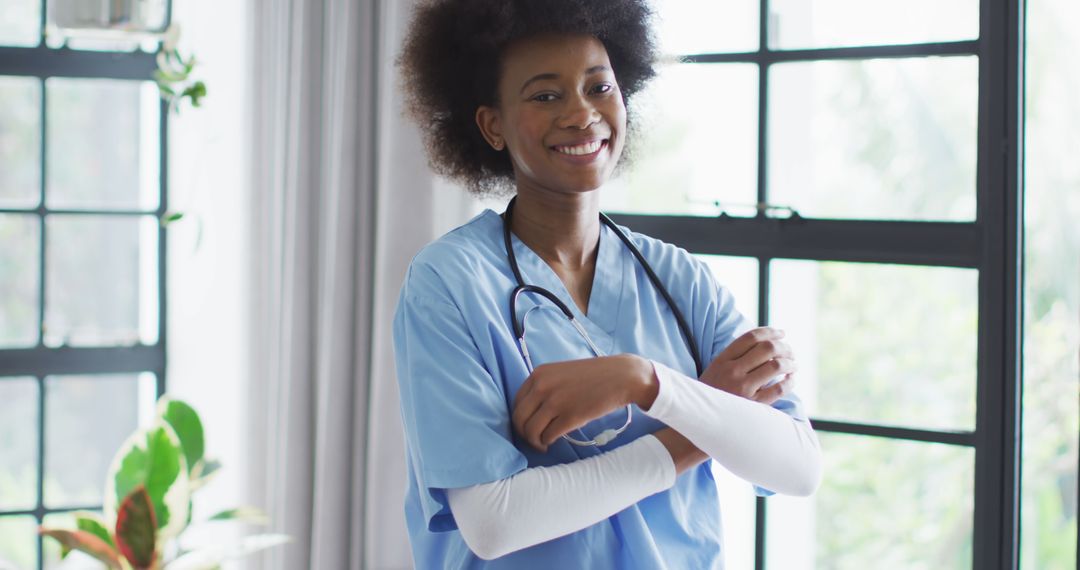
[744,357,797,392]
[511,371,546,436]
[513,368,540,408]
[717,327,785,363]
[511,388,543,440]
[521,403,557,451]
[540,416,573,448]
[734,338,794,374]
[753,374,794,405]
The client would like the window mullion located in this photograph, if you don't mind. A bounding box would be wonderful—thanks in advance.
[972,0,1025,567]
[608,214,982,268]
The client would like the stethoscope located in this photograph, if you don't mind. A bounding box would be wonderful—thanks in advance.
[503,196,703,447]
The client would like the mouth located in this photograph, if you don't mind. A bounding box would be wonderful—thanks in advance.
[551,138,609,162]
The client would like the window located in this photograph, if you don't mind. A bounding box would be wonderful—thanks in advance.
[601,0,1078,567]
[0,6,168,569]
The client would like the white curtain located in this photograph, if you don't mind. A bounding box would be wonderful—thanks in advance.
[245,0,484,567]
[246,0,378,566]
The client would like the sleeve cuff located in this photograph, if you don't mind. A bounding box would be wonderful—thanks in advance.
[642,359,683,422]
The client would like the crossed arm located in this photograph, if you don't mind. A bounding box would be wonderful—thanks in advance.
[447,327,823,560]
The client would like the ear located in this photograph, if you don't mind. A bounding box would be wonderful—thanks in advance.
[475,105,505,151]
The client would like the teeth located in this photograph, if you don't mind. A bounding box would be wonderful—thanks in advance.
[555,140,603,156]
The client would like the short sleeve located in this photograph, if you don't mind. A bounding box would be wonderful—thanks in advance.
[393,265,527,532]
[708,281,808,422]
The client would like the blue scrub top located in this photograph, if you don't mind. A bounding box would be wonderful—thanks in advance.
[393,209,805,569]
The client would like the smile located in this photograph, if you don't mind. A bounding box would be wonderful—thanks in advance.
[551,139,608,161]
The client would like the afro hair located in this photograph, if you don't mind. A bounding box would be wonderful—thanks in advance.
[398,0,659,195]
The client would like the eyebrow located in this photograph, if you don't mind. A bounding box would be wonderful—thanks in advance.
[519,65,610,94]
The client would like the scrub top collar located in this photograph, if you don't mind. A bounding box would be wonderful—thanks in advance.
[487,209,630,339]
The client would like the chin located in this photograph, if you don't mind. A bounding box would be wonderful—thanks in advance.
[559,177,608,194]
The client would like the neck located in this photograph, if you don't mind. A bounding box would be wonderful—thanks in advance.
[509,190,601,269]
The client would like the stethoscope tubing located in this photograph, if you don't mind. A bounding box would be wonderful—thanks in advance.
[502,197,704,448]
[502,197,703,375]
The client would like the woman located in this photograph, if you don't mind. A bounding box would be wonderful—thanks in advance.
[394,1,822,567]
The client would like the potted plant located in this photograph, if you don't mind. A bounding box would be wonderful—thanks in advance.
[39,399,287,569]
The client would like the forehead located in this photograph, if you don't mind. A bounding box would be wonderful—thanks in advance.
[498,34,613,85]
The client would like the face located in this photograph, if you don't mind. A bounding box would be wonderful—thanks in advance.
[475,34,627,196]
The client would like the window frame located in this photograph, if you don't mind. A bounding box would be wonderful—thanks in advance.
[609,0,1025,567]
[0,7,170,570]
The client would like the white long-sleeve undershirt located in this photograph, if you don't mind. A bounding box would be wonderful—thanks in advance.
[447,434,676,560]
[644,360,822,496]
[447,360,822,560]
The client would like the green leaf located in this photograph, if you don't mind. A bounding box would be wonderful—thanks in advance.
[74,511,115,549]
[190,457,222,490]
[207,506,269,525]
[158,398,204,474]
[109,423,189,538]
[182,81,207,108]
[115,485,157,569]
[161,211,185,226]
[39,528,123,570]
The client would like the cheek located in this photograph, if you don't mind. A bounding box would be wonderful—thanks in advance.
[607,102,628,150]
[511,113,550,150]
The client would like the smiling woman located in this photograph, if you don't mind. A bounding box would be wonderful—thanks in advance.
[474,35,626,200]
[393,1,822,568]
[398,0,656,196]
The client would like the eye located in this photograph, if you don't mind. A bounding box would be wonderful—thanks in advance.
[590,83,614,95]
[531,92,558,103]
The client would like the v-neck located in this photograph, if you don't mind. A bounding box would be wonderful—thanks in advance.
[491,210,628,339]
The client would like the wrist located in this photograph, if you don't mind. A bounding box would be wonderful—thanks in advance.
[625,355,659,410]
[652,429,709,475]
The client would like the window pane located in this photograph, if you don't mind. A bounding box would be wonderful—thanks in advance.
[770,260,977,431]
[603,64,757,216]
[0,378,38,511]
[698,255,759,570]
[44,214,159,347]
[769,0,979,49]
[0,515,38,570]
[0,0,40,46]
[0,75,41,208]
[44,373,155,508]
[42,511,80,569]
[652,0,758,55]
[46,78,159,211]
[714,466,756,570]
[1021,0,1080,565]
[769,57,977,221]
[697,255,759,325]
[0,214,40,347]
[766,433,974,569]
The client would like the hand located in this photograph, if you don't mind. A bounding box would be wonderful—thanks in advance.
[512,354,657,453]
[701,327,796,405]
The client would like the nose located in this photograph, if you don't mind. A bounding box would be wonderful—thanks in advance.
[557,92,600,130]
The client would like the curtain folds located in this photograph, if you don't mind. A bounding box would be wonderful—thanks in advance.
[247,0,477,566]
[247,0,379,567]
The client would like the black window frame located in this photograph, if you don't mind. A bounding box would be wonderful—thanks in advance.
[0,6,170,570]
[610,0,1025,567]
